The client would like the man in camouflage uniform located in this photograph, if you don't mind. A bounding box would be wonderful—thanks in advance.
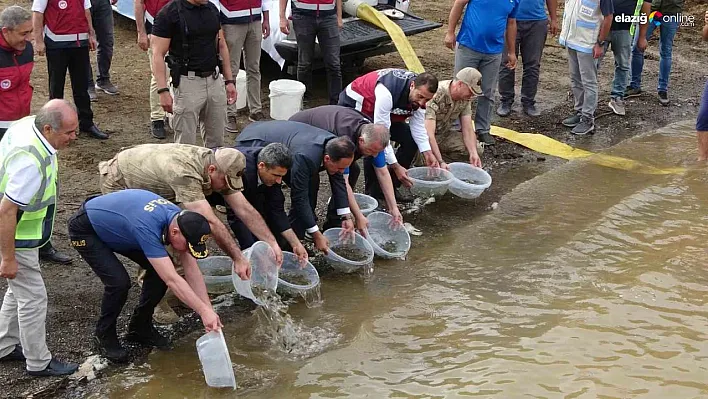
[424,67,484,169]
[98,143,283,322]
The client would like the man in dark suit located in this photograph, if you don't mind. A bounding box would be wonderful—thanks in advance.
[236,121,355,254]
[225,143,308,262]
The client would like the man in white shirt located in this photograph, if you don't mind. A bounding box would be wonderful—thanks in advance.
[339,69,439,200]
[0,99,79,377]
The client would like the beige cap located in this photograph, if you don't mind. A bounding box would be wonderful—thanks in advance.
[214,148,246,191]
[456,67,483,96]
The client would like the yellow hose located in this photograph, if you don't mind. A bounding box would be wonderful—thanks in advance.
[355,3,425,73]
[490,126,686,175]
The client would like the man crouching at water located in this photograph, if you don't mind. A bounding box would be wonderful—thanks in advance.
[68,189,222,363]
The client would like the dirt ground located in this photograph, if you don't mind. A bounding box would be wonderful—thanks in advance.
[1,0,707,397]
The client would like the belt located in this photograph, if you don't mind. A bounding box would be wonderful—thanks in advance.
[180,70,216,78]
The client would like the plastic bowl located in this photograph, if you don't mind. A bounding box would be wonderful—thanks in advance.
[448,162,492,199]
[323,228,374,273]
[276,251,320,297]
[407,167,454,197]
[196,330,236,389]
[354,193,378,216]
[197,256,234,295]
[365,212,411,259]
[327,193,379,216]
[232,241,279,305]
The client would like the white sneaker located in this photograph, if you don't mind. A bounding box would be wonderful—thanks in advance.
[608,97,626,116]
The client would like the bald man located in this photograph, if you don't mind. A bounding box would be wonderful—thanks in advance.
[0,99,79,376]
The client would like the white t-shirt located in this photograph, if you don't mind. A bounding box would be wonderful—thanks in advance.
[3,127,57,207]
[373,84,431,165]
[31,0,91,13]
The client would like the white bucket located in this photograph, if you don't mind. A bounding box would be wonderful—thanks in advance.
[269,79,306,120]
[235,69,247,110]
[395,0,409,13]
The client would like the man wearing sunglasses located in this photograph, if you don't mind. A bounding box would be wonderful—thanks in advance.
[68,189,220,363]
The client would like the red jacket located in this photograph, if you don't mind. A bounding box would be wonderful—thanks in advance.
[220,0,264,24]
[0,34,33,130]
[42,0,89,49]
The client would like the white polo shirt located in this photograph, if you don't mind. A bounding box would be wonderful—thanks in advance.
[3,124,57,207]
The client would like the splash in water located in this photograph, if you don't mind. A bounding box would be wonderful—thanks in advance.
[253,290,340,359]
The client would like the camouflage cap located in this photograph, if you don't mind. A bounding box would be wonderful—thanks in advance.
[214,148,246,191]
[455,67,483,96]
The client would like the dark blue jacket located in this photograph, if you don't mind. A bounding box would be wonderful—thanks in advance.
[236,121,349,232]
[234,146,291,234]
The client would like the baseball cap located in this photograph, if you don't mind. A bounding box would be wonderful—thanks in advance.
[456,67,483,96]
[214,148,245,191]
[176,210,211,259]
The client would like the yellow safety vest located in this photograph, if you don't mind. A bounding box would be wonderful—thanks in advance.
[0,116,57,249]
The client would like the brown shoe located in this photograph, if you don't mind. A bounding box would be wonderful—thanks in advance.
[225,115,239,133]
[152,299,179,325]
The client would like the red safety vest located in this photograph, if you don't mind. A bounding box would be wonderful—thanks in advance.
[220,0,264,24]
[0,34,33,130]
[343,69,418,123]
[291,0,335,13]
[42,0,89,49]
[144,0,172,33]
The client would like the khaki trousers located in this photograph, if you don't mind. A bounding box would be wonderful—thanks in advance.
[147,46,167,122]
[172,74,226,148]
[0,249,52,371]
[223,21,263,115]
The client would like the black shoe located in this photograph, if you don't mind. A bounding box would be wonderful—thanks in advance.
[477,132,496,145]
[82,125,109,140]
[624,86,642,98]
[27,357,79,377]
[0,345,25,361]
[658,91,670,106]
[93,335,129,363]
[39,245,72,264]
[151,120,166,140]
[125,325,172,350]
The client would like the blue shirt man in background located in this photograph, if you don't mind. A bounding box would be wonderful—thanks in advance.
[445,0,520,146]
[497,0,559,118]
[68,189,223,363]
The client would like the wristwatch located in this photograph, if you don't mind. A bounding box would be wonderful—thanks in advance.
[596,39,608,46]
[157,87,169,94]
[224,79,236,86]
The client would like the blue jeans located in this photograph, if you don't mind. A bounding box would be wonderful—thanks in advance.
[597,30,631,99]
[630,19,679,92]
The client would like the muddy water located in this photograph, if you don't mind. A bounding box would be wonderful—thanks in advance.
[94,121,708,398]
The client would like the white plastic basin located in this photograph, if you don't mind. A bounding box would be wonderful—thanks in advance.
[196,330,236,389]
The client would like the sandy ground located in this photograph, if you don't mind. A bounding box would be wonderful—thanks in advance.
[1,0,707,397]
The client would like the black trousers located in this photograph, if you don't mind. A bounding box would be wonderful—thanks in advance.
[67,205,167,340]
[363,121,417,199]
[46,47,94,131]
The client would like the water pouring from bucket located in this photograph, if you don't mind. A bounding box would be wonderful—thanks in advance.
[232,241,279,305]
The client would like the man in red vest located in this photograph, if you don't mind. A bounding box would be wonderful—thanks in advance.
[339,68,439,200]
[279,0,342,104]
[31,0,109,140]
[221,0,270,133]
[0,5,73,264]
[135,0,171,139]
